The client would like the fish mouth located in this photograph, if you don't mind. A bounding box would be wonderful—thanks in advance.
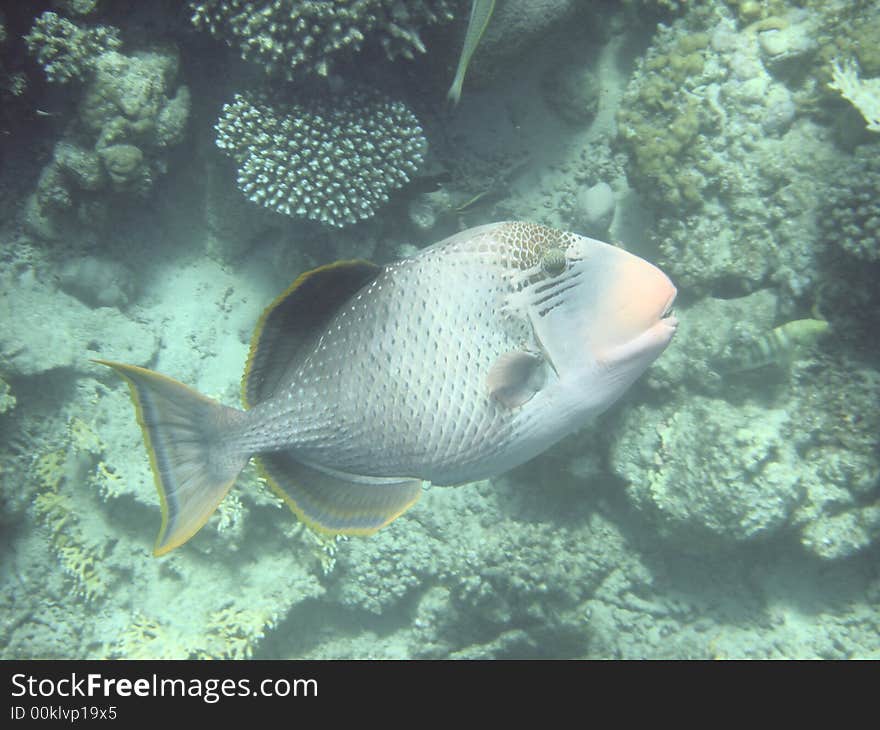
[594,285,679,369]
[660,288,678,330]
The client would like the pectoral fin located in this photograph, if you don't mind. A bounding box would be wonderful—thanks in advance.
[486,350,545,408]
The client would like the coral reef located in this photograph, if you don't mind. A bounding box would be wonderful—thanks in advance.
[617,4,842,301]
[612,396,803,546]
[325,481,620,658]
[24,11,190,241]
[24,11,121,84]
[820,144,880,262]
[786,355,880,560]
[215,90,425,227]
[616,22,715,212]
[189,0,458,79]
[609,280,879,562]
[32,427,110,603]
[5,367,326,659]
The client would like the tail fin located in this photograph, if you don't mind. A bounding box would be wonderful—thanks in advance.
[95,360,249,556]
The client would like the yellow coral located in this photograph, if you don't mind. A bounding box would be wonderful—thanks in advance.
[205,603,280,659]
[69,416,103,455]
[115,613,202,659]
[57,542,106,602]
[215,491,245,534]
[32,444,109,603]
[34,449,68,493]
[33,490,75,536]
[93,460,125,500]
[114,602,280,660]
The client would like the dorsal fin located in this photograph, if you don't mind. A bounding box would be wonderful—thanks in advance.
[242,260,381,408]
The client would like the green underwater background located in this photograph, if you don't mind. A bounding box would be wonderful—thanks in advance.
[1,0,879,659]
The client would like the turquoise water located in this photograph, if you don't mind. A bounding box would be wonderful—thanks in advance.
[1,0,878,659]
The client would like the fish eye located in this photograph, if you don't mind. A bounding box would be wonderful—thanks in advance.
[541,248,567,276]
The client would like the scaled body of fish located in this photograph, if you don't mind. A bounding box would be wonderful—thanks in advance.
[99,222,677,555]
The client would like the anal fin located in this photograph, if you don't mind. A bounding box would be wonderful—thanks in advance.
[257,452,422,535]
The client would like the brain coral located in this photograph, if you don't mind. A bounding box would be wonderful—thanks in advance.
[215,89,426,227]
[189,0,457,79]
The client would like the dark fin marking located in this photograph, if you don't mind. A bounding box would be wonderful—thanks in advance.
[242,260,381,409]
[256,451,422,535]
[94,360,248,556]
[486,350,545,408]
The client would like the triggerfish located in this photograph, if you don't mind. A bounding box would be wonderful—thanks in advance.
[98,222,677,555]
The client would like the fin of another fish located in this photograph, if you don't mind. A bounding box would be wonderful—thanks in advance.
[243,260,381,408]
[94,360,248,556]
[446,0,496,107]
[486,350,545,407]
[256,452,422,535]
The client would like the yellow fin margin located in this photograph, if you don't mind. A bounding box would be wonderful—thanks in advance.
[254,454,422,537]
[94,360,246,556]
[241,259,379,409]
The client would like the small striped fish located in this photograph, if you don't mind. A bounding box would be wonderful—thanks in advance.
[722,318,829,373]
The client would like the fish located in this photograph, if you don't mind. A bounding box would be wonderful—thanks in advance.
[97,221,677,555]
[721,318,829,373]
[446,0,496,107]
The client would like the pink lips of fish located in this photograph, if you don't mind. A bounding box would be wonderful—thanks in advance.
[590,248,678,370]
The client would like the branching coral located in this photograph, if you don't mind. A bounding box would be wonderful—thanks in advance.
[115,602,282,659]
[24,11,121,84]
[215,89,425,227]
[114,613,202,660]
[189,0,457,79]
[205,603,283,659]
[829,59,880,133]
[32,445,108,602]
